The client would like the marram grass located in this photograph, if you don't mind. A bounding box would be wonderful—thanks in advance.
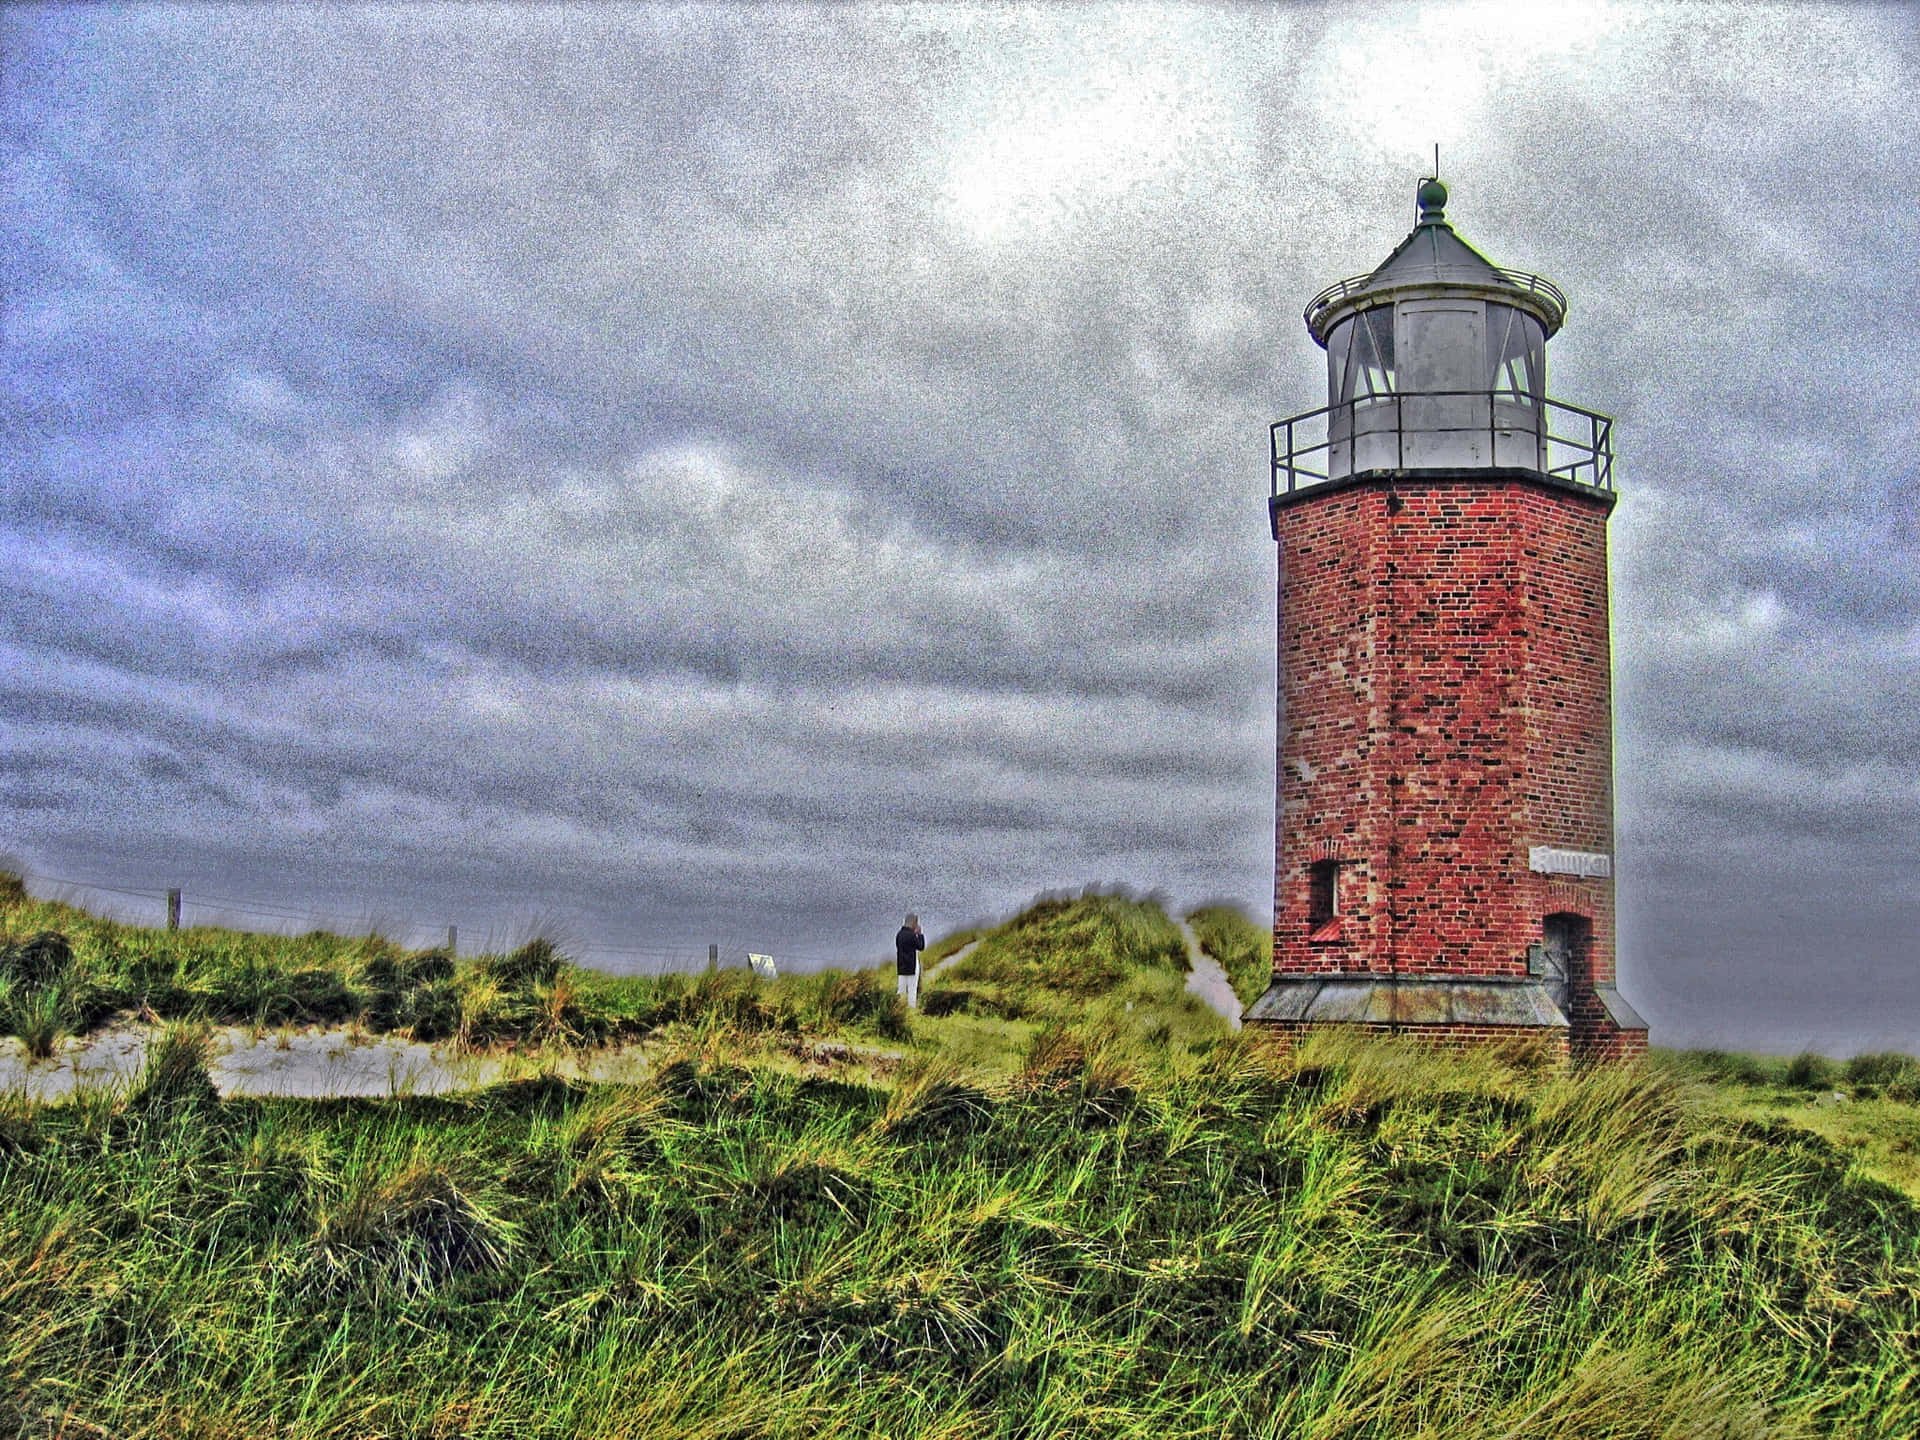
[6,881,1919,1437]
[4,1024,1918,1439]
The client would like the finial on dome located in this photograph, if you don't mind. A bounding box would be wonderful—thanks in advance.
[1416,176,1448,226]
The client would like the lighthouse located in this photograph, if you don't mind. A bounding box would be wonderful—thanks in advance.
[1247,177,1647,1061]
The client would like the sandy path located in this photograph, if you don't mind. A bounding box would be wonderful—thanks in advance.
[0,1024,658,1104]
[925,938,980,980]
[5,929,1239,1104]
[1178,920,1244,1031]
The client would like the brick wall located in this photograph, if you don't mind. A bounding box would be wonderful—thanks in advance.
[1251,1019,1573,1062]
[1271,471,1624,1048]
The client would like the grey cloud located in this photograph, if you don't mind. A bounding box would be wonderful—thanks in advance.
[2,6,1916,1045]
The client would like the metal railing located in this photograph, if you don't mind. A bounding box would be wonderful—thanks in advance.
[1269,390,1615,496]
[1303,268,1568,337]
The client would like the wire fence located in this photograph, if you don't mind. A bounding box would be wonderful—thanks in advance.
[8,867,879,977]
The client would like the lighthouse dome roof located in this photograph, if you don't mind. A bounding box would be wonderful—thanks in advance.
[1303,180,1567,344]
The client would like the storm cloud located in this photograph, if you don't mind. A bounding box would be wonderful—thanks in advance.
[3,4,1916,1049]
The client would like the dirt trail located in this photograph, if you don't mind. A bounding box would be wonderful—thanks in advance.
[1178,920,1244,1030]
[0,1024,654,1104]
[925,937,980,980]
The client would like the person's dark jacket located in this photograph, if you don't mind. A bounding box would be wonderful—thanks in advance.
[895,926,925,975]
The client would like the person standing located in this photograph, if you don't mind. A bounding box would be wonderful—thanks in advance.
[895,912,925,1009]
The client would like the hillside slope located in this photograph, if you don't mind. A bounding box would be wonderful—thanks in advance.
[4,1026,1919,1438]
[5,881,1920,1436]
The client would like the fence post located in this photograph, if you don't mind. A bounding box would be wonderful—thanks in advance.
[447,924,457,955]
[708,943,719,972]
[166,889,182,930]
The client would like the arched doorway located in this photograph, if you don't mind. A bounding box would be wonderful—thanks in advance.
[1536,912,1591,1019]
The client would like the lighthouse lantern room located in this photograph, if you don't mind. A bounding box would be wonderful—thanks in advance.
[1249,177,1647,1060]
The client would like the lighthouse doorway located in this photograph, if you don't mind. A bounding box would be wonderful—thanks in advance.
[1539,913,1590,1018]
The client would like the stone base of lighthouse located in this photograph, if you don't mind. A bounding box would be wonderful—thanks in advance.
[1245,979,1646,1063]
[1251,467,1648,1063]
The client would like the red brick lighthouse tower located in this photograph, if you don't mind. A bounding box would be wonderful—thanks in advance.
[1247,177,1647,1061]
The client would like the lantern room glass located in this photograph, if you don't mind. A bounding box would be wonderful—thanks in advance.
[1485,302,1544,405]
[1326,307,1396,406]
[1322,298,1549,476]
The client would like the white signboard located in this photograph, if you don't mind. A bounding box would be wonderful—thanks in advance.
[747,952,777,979]
[1529,846,1611,879]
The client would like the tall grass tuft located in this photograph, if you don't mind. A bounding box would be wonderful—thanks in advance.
[1015,1018,1140,1124]
[879,1054,998,1140]
[9,984,69,1061]
[0,929,75,990]
[1784,1051,1836,1090]
[127,1020,220,1113]
[1843,1051,1919,1097]
[480,936,565,989]
[312,1145,520,1294]
[0,929,79,1060]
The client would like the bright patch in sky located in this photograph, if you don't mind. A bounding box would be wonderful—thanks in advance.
[939,17,1235,245]
[947,93,1177,242]
[1315,1,1621,163]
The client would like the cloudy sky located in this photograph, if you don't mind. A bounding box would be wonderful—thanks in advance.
[3,3,1915,1051]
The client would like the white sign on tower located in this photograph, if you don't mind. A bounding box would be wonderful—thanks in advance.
[1528,846,1612,879]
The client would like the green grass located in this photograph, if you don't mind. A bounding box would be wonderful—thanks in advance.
[917,889,1223,1076]
[4,1024,1918,1438]
[9,874,1920,1435]
[1654,1048,1920,1199]
[939,888,1186,998]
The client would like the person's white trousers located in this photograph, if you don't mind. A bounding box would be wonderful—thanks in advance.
[896,970,919,1009]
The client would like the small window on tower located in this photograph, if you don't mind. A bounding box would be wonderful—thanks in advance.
[1308,860,1339,926]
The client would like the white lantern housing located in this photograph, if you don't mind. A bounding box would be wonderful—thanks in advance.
[1274,179,1611,494]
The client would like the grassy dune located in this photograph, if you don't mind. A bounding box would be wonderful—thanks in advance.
[918,890,1222,1070]
[6,1022,1919,1438]
[5,881,1920,1437]
[0,875,911,1060]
